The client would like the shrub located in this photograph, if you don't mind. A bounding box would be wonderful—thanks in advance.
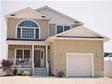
[0,59,13,75]
[13,68,17,75]
[9,72,14,76]
[22,70,30,76]
[57,71,64,77]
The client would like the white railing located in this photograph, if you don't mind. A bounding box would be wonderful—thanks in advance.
[9,58,32,68]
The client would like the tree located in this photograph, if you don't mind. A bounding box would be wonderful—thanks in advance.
[0,59,13,75]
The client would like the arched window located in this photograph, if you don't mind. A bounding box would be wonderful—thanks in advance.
[17,20,39,39]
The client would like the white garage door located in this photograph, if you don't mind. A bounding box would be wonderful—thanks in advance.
[66,53,94,77]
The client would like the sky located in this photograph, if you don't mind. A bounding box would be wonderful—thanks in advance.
[0,1,112,59]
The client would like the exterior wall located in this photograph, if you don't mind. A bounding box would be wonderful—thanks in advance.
[49,24,56,36]
[37,9,82,37]
[37,9,75,25]
[48,24,80,37]
[34,19,49,39]
[51,40,104,77]
[49,42,55,74]
[7,18,49,39]
[8,47,32,58]
[8,48,15,58]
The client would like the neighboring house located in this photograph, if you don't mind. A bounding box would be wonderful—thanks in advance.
[5,6,109,77]
[104,52,112,57]
[104,52,112,77]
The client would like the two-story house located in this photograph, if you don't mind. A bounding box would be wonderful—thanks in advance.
[6,6,109,77]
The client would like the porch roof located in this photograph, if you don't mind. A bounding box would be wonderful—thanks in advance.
[7,38,46,41]
[7,39,49,45]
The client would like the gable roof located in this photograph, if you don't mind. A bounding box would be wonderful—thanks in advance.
[35,6,83,25]
[48,26,109,41]
[5,7,50,20]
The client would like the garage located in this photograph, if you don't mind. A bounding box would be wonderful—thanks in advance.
[66,53,94,77]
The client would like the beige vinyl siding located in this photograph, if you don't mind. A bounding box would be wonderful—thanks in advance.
[8,48,15,58]
[49,24,56,36]
[7,18,20,38]
[71,24,80,28]
[49,42,55,74]
[34,19,49,39]
[7,18,49,39]
[52,40,104,77]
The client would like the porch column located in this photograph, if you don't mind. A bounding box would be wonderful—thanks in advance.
[46,45,49,74]
[32,45,34,75]
[7,45,8,59]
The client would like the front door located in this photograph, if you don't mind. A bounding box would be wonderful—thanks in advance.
[34,50,40,67]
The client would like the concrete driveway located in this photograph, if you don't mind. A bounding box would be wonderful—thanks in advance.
[0,76,112,84]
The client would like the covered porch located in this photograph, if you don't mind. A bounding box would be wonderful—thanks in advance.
[7,40,49,75]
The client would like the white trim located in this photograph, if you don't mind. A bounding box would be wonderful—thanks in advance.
[11,67,32,69]
[32,45,34,75]
[7,40,49,45]
[34,47,45,68]
[15,48,32,68]
[46,45,49,74]
[34,28,36,39]
[91,54,94,77]
[14,48,16,64]
[48,37,106,41]
[21,27,22,38]
[15,19,41,39]
[15,48,31,60]
[66,53,94,77]
[6,7,50,19]
[51,26,109,41]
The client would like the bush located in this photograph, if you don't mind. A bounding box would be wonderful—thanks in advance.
[13,68,17,75]
[22,71,30,76]
[9,72,14,76]
[0,59,13,75]
[57,71,64,77]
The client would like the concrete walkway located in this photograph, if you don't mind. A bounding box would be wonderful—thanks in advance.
[0,76,112,84]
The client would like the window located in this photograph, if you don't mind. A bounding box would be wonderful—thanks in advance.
[64,26,70,31]
[57,26,63,34]
[16,50,23,59]
[24,50,30,59]
[16,50,30,63]
[35,29,39,39]
[17,28,21,38]
[17,20,39,39]
[22,28,34,38]
[16,50,31,67]
[57,25,70,34]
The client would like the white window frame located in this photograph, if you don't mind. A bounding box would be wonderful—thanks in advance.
[15,49,31,61]
[17,26,39,39]
[56,25,71,34]
[16,19,40,39]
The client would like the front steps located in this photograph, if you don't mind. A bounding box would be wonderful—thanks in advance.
[33,68,48,76]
